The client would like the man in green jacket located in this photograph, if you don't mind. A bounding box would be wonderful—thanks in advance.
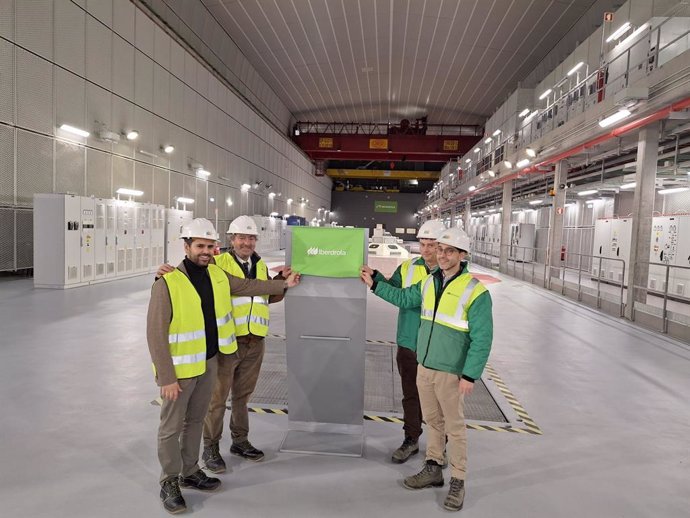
[361,227,493,512]
[362,219,446,463]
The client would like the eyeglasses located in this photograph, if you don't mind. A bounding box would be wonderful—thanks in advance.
[437,246,460,256]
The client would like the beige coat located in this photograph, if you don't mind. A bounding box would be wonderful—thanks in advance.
[147,261,287,386]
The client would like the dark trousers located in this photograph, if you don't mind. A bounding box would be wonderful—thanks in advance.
[396,345,423,441]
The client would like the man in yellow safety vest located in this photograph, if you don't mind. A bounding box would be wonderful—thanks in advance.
[148,218,299,514]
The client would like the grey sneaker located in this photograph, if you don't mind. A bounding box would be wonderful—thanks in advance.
[443,477,465,511]
[391,436,419,464]
[402,460,444,490]
[202,443,227,473]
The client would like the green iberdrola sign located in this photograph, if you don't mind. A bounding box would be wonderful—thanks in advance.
[291,227,365,278]
[374,200,398,213]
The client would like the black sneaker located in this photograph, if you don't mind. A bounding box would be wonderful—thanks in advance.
[391,436,419,464]
[202,443,227,473]
[179,470,221,492]
[230,440,265,461]
[160,478,186,514]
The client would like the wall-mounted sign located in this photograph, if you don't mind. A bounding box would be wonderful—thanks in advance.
[374,200,398,213]
[443,140,459,151]
[318,137,333,148]
[369,138,388,150]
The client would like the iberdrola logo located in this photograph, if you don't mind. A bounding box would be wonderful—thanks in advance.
[306,246,346,256]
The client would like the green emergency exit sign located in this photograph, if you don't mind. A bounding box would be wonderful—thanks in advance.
[374,200,398,213]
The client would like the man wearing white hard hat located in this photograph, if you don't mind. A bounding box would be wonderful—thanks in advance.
[362,219,446,464]
[147,218,300,514]
[202,215,287,469]
[361,227,493,512]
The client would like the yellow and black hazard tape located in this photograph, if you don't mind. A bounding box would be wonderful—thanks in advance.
[269,333,397,346]
[484,364,542,435]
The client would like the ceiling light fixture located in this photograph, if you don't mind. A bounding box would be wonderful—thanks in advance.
[474,147,481,153]
[125,130,139,141]
[196,169,210,178]
[468,185,476,192]
[503,161,512,169]
[606,22,632,43]
[162,144,174,154]
[567,62,584,76]
[620,182,636,190]
[526,148,537,158]
[59,124,90,138]
[268,192,276,199]
[465,158,471,164]
[599,109,632,128]
[529,199,543,205]
[539,89,552,100]
[484,137,492,144]
[241,184,251,192]
[516,158,530,168]
[176,197,194,204]
[518,108,530,118]
[524,110,539,123]
[116,188,143,196]
[658,187,689,195]
[577,189,598,196]
[287,198,293,204]
[492,129,501,137]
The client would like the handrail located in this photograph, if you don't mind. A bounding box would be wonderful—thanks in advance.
[630,261,690,333]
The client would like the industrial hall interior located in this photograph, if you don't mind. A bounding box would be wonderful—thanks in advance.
[2,0,690,516]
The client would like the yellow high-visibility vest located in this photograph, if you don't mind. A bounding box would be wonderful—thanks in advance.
[419,273,486,333]
[400,258,428,288]
[162,265,237,379]
[215,253,270,337]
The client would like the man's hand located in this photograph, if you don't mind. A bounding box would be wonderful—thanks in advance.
[361,265,374,277]
[360,266,373,288]
[459,378,474,396]
[285,271,301,288]
[278,266,292,278]
[161,382,182,401]
[157,263,175,278]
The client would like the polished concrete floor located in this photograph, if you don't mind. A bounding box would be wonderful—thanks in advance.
[1,258,689,517]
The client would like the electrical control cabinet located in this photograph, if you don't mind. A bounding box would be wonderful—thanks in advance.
[509,223,535,261]
[34,194,164,289]
[164,208,193,266]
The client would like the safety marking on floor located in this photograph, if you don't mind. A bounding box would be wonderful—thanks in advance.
[269,333,397,346]
[484,364,542,435]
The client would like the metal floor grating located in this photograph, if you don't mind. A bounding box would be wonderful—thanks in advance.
[248,338,507,423]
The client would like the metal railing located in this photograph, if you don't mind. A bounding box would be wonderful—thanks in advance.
[630,262,690,334]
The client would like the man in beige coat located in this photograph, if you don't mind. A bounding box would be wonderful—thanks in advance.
[147,218,300,514]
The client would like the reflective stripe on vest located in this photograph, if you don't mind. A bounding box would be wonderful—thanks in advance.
[217,254,271,337]
[420,274,482,332]
[160,265,238,380]
[401,259,428,288]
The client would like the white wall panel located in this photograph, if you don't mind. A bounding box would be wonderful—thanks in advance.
[170,40,185,79]
[183,84,196,133]
[170,171,184,206]
[56,68,86,131]
[112,35,135,99]
[134,50,154,110]
[153,167,169,207]
[154,26,170,69]
[0,0,14,40]
[184,51,197,89]
[183,174,196,202]
[86,148,111,199]
[0,125,14,205]
[112,0,135,41]
[195,179,207,218]
[16,0,52,60]
[196,97,208,139]
[134,162,153,202]
[135,7,155,57]
[54,0,85,76]
[169,76,185,126]
[86,83,112,152]
[196,65,208,97]
[86,16,112,90]
[16,49,53,134]
[133,107,154,161]
[16,130,52,205]
[112,155,134,191]
[0,40,14,125]
[55,140,85,195]
[111,95,134,156]
[86,0,112,27]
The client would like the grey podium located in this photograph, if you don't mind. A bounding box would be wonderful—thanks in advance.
[280,227,368,457]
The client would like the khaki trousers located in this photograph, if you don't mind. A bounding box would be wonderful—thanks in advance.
[203,335,265,446]
[158,355,218,483]
[416,364,468,480]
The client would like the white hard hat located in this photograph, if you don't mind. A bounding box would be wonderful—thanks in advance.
[436,227,471,253]
[417,219,446,240]
[180,218,219,241]
[227,215,259,236]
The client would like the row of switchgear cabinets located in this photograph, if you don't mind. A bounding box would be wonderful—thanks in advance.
[592,215,690,297]
[33,194,193,289]
[468,222,536,262]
